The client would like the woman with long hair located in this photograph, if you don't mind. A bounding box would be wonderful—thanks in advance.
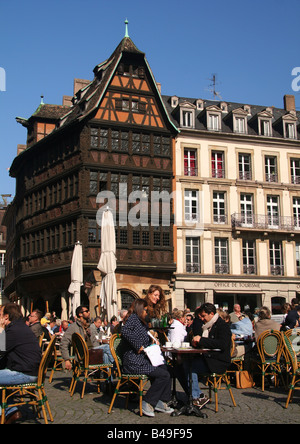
[144,285,166,320]
[121,298,173,417]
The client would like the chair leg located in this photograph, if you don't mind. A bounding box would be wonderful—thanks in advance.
[139,380,143,416]
[42,387,54,422]
[285,375,295,408]
[70,369,78,397]
[108,379,121,414]
[81,371,88,399]
[224,374,236,408]
[214,376,219,413]
[1,389,6,425]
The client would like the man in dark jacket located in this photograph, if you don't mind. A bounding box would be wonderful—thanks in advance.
[186,303,232,409]
[0,303,42,423]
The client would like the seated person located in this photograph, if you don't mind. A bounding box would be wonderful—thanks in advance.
[0,303,42,423]
[28,309,44,338]
[254,307,280,340]
[121,298,174,417]
[186,303,232,409]
[168,310,187,345]
[230,313,254,367]
[90,316,114,365]
[60,306,91,371]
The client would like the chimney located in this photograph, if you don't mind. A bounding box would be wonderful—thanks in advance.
[62,95,73,107]
[73,78,90,95]
[17,144,26,155]
[284,94,295,112]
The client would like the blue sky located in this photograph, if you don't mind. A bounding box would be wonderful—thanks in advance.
[0,0,299,200]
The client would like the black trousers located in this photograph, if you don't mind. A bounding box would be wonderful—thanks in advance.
[144,364,172,407]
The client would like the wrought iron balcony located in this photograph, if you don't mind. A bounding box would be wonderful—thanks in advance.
[186,263,201,273]
[231,213,300,232]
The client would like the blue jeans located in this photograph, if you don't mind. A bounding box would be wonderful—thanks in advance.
[0,369,37,416]
[184,356,209,399]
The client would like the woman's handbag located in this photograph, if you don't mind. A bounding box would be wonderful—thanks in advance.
[235,371,254,389]
[88,348,104,365]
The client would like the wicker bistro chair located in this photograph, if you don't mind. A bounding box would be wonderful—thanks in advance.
[48,339,64,384]
[204,371,237,413]
[282,332,300,408]
[285,328,300,367]
[229,336,244,372]
[108,334,149,416]
[69,333,113,399]
[0,335,56,424]
[254,330,285,391]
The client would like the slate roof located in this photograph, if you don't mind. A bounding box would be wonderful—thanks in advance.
[162,95,300,139]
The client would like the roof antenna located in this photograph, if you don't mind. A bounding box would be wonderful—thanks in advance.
[207,74,222,100]
[124,19,129,38]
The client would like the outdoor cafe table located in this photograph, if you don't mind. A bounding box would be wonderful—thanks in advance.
[161,346,220,418]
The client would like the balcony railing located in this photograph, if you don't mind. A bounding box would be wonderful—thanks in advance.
[186,263,201,273]
[212,168,225,179]
[184,167,198,176]
[231,213,300,231]
[270,265,284,276]
[215,264,229,274]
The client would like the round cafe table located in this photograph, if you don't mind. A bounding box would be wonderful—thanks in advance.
[161,346,219,418]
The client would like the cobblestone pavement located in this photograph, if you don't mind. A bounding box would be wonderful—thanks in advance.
[13,370,299,427]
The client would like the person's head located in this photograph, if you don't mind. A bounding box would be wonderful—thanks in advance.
[49,316,57,327]
[234,304,241,313]
[281,303,291,314]
[198,303,216,324]
[258,306,271,320]
[75,306,90,322]
[93,316,102,328]
[172,310,185,324]
[124,298,148,324]
[144,285,166,317]
[1,303,23,326]
[110,315,118,326]
[119,309,128,321]
[29,309,43,325]
[61,320,69,331]
[186,313,194,327]
[217,308,230,323]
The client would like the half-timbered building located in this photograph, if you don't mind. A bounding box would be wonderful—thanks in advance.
[4,33,177,316]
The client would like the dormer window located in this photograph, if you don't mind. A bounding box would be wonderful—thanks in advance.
[179,102,196,128]
[244,105,251,115]
[182,110,193,128]
[234,116,246,134]
[209,114,220,131]
[257,110,273,137]
[282,112,298,139]
[196,99,204,111]
[260,119,272,136]
[232,108,248,134]
[206,105,222,131]
[285,121,297,139]
[220,102,228,113]
[171,96,179,108]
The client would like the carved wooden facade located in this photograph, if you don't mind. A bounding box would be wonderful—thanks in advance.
[5,37,177,314]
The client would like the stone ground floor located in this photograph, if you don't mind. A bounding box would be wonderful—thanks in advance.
[13,370,299,426]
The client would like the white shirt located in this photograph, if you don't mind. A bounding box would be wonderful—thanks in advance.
[168,319,187,344]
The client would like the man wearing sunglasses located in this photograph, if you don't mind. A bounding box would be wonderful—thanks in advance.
[60,306,91,371]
